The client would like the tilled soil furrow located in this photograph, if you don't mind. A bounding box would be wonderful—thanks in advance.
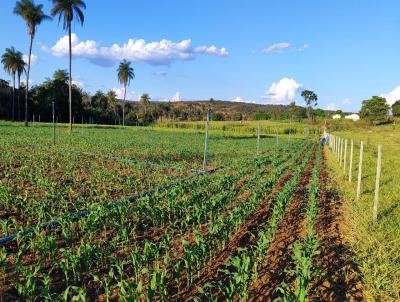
[176,147,313,301]
[247,150,316,301]
[175,170,294,301]
[310,151,364,302]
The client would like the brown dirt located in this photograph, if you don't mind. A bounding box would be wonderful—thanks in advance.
[175,158,305,301]
[309,150,365,301]
[247,149,316,301]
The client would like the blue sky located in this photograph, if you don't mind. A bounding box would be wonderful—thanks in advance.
[1,0,400,112]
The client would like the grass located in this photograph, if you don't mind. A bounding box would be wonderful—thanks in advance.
[326,123,400,301]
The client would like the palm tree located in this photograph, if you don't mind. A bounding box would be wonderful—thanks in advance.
[53,69,69,83]
[50,0,86,132]
[117,60,135,126]
[15,52,26,121]
[1,47,19,120]
[139,93,151,115]
[14,0,51,126]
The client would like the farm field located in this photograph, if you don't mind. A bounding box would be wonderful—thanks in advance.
[0,121,363,301]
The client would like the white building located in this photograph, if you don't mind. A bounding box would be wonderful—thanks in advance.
[332,114,341,119]
[345,114,360,121]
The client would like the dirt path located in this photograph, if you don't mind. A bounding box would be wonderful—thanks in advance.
[310,151,364,301]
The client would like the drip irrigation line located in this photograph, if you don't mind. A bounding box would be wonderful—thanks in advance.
[0,166,223,246]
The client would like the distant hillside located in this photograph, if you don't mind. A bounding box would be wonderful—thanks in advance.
[141,99,344,121]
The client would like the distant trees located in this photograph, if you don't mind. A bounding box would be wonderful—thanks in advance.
[301,90,318,121]
[392,100,400,117]
[252,111,270,120]
[50,0,86,132]
[289,101,307,121]
[14,0,51,126]
[117,60,135,126]
[359,96,389,123]
[30,70,83,122]
[1,47,26,121]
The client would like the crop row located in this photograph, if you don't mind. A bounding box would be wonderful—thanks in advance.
[0,140,310,300]
[278,146,322,301]
[192,143,316,301]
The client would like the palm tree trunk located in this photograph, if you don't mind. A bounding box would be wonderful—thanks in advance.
[17,74,21,121]
[12,72,15,121]
[123,83,126,126]
[68,24,73,132]
[25,34,33,127]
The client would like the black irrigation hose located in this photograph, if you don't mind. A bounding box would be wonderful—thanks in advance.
[0,166,223,246]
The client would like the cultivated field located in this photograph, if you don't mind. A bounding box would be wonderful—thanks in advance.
[0,121,365,301]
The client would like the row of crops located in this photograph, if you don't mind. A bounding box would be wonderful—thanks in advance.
[0,123,325,301]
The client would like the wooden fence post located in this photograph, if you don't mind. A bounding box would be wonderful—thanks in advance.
[202,107,211,171]
[373,145,382,222]
[356,141,364,200]
[257,124,260,155]
[340,137,344,166]
[349,139,353,182]
[343,138,348,174]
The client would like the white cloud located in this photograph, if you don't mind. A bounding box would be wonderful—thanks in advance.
[171,91,181,102]
[232,96,244,102]
[341,98,351,105]
[298,44,309,52]
[112,87,138,101]
[46,33,228,66]
[263,42,291,54]
[23,53,38,64]
[153,70,167,76]
[326,103,338,111]
[230,96,255,103]
[261,78,301,104]
[381,86,400,106]
[21,79,34,86]
[72,78,85,88]
[194,46,228,57]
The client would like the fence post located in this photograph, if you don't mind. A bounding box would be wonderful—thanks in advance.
[356,141,364,200]
[202,107,211,171]
[373,145,382,222]
[349,139,353,182]
[335,135,338,157]
[336,136,339,160]
[52,102,56,146]
[343,139,348,174]
[257,124,260,155]
[32,114,35,128]
[340,137,343,166]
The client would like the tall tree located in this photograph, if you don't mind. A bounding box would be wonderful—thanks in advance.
[392,100,400,117]
[14,0,50,126]
[301,90,318,121]
[360,96,389,123]
[1,47,20,120]
[50,0,86,132]
[139,93,151,115]
[53,69,69,83]
[117,59,135,126]
[15,51,26,121]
